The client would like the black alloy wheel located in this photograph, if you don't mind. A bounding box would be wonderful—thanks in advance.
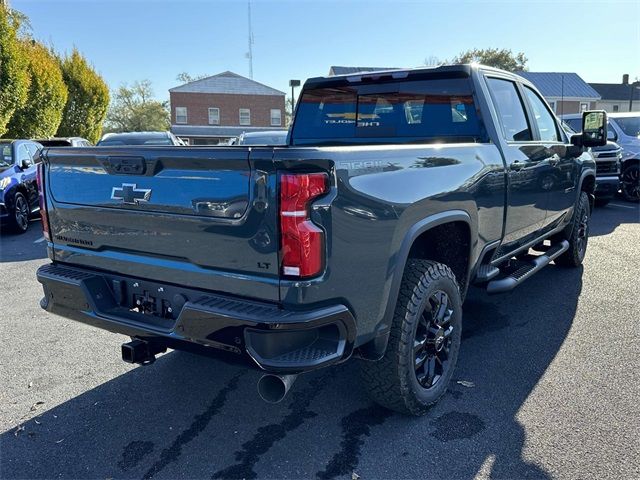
[413,290,454,389]
[620,164,640,202]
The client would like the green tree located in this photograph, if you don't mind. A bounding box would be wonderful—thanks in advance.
[176,72,209,84]
[57,49,110,143]
[450,48,528,72]
[5,40,68,138]
[104,80,170,132]
[0,5,29,137]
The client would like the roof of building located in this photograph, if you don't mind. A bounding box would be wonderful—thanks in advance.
[589,82,640,101]
[171,125,286,138]
[516,72,600,100]
[169,71,285,96]
[329,66,400,76]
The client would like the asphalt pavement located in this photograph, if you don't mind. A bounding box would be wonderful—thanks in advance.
[1,202,638,479]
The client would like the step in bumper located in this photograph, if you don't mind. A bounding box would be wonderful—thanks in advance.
[37,263,356,373]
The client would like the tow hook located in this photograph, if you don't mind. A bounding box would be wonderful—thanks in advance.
[257,374,298,403]
[121,339,166,365]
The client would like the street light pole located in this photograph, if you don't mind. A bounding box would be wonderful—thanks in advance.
[289,79,301,119]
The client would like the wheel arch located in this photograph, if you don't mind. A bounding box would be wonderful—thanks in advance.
[357,210,474,360]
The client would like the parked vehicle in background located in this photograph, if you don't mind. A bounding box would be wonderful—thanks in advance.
[564,112,640,202]
[561,119,621,206]
[237,130,289,145]
[97,131,184,146]
[0,140,43,233]
[36,65,606,415]
[608,113,640,202]
[35,137,92,147]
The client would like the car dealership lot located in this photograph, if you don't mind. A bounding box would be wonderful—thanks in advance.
[1,204,638,480]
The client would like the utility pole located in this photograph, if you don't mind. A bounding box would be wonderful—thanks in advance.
[247,0,254,79]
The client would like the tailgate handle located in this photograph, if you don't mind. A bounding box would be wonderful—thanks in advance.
[109,156,146,175]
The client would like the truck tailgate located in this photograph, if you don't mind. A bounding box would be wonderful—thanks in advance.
[43,147,279,301]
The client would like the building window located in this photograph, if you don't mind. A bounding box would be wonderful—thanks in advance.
[270,109,282,126]
[580,102,589,112]
[176,107,187,124]
[613,104,619,112]
[208,107,220,125]
[549,101,557,113]
[239,108,251,126]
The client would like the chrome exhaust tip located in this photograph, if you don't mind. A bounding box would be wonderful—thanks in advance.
[257,374,298,403]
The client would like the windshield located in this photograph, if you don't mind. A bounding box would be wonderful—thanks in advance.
[613,116,640,137]
[0,143,12,168]
[291,77,485,145]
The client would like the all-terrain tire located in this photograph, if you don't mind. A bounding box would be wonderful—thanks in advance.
[555,191,590,268]
[360,260,462,416]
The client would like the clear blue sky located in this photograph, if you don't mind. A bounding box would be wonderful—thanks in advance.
[14,0,640,101]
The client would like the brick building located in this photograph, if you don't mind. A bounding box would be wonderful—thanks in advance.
[169,71,286,145]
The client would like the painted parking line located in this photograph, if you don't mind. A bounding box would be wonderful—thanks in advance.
[33,236,46,244]
[608,203,638,210]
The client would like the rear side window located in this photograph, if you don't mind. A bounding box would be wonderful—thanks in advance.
[486,78,532,142]
[291,78,484,144]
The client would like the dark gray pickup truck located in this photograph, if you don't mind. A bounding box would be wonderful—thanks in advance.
[36,65,607,415]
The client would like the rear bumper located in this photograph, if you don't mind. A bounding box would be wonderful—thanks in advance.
[37,263,356,373]
[595,175,619,198]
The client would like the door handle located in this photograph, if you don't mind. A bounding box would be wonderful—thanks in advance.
[510,160,526,171]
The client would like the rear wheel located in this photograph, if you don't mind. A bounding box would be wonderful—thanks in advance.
[620,163,639,202]
[360,260,462,416]
[555,191,590,268]
[9,192,30,233]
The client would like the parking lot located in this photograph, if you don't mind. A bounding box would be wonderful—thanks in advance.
[0,203,638,480]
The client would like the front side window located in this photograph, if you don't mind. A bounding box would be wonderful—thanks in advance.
[291,78,484,144]
[486,78,532,142]
[17,145,32,167]
[565,118,582,132]
[523,87,559,142]
[239,108,251,125]
[208,107,220,125]
[175,107,187,124]
[270,109,282,126]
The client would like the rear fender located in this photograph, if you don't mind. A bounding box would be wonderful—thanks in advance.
[357,210,474,360]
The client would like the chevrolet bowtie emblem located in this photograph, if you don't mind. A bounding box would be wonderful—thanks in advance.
[111,183,152,204]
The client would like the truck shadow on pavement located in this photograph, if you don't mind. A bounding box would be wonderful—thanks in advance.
[0,221,47,263]
[1,264,584,479]
[589,202,639,237]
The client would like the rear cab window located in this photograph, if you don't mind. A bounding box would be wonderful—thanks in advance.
[291,76,487,145]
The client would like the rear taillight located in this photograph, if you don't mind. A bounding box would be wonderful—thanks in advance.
[36,163,51,241]
[280,173,328,278]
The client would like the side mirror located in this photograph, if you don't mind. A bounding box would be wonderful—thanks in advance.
[20,159,32,169]
[581,110,607,147]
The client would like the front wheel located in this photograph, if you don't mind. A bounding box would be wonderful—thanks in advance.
[620,163,639,202]
[360,260,462,416]
[9,192,30,233]
[555,191,590,268]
